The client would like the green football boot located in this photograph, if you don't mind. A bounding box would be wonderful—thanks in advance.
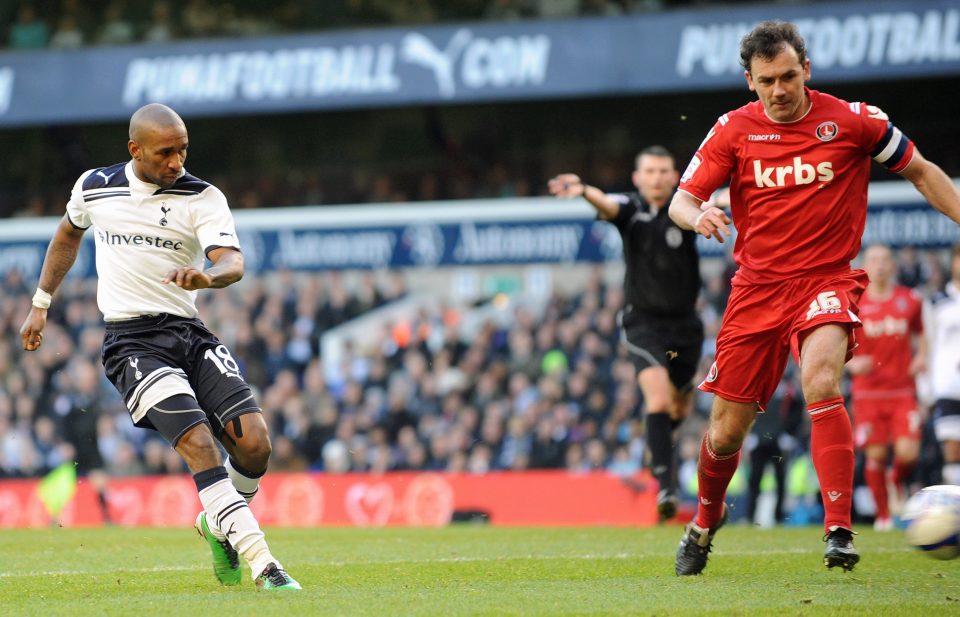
[194,512,241,586]
[255,563,302,591]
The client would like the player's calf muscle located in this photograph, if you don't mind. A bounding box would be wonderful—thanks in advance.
[176,424,223,472]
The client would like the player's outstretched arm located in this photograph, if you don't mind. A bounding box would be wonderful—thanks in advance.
[669,190,731,243]
[163,247,244,290]
[19,215,86,351]
[547,173,620,219]
[899,150,960,225]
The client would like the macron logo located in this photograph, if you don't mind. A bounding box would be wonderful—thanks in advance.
[827,491,842,502]
[753,157,834,188]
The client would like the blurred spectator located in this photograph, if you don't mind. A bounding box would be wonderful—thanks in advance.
[484,0,529,21]
[182,0,219,38]
[8,3,48,49]
[897,245,925,289]
[0,246,951,534]
[535,0,579,19]
[581,0,626,16]
[142,1,176,44]
[96,1,135,46]
[48,14,84,49]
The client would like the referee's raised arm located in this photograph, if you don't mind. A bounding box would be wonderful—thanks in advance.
[547,173,620,219]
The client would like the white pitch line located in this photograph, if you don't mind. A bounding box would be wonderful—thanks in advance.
[0,547,913,578]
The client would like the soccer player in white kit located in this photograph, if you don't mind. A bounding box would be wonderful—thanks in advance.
[20,103,300,591]
[926,243,960,487]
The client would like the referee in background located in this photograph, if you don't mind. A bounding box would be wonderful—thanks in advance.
[549,145,705,520]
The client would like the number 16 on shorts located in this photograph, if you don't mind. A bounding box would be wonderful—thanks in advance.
[806,290,842,320]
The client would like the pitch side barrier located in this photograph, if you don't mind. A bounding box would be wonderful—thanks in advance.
[0,180,958,280]
[0,470,657,528]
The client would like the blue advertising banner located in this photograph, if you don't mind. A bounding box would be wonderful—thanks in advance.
[0,0,957,126]
[1,191,957,281]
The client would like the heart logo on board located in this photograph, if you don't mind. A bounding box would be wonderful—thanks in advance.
[345,483,395,526]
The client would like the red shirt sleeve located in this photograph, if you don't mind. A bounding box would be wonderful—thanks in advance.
[858,102,915,173]
[678,115,735,202]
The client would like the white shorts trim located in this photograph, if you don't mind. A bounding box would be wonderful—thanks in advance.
[934,415,960,443]
[126,367,195,423]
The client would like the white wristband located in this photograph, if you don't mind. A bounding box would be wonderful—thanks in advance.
[32,288,51,310]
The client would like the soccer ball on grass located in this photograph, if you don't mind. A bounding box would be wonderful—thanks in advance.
[902,484,960,560]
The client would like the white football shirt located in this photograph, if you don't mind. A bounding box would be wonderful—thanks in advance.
[65,161,241,321]
[926,283,960,401]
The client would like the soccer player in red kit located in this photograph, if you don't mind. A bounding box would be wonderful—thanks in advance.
[669,21,960,574]
[847,244,925,532]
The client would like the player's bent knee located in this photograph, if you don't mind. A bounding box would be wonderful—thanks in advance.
[801,371,842,403]
[708,427,746,453]
[238,433,272,468]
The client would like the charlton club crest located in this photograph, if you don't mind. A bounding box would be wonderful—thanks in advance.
[816,121,839,142]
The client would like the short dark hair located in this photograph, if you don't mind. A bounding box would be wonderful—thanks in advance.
[739,21,807,72]
[636,145,675,169]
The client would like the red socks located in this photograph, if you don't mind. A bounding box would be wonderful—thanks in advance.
[694,433,740,530]
[891,458,916,495]
[865,458,889,520]
[808,397,854,532]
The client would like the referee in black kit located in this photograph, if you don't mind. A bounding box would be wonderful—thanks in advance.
[549,146,704,521]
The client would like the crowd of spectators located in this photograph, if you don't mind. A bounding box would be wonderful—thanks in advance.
[1,1,810,51]
[0,247,953,522]
[2,0,955,221]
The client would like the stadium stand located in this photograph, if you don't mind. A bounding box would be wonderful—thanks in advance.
[2,0,959,533]
[1,250,953,527]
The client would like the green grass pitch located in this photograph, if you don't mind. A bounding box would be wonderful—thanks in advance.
[1,525,957,616]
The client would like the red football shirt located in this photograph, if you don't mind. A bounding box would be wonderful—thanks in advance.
[851,285,923,395]
[679,88,915,285]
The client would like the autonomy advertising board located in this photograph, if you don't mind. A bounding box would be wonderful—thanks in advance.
[0,191,957,280]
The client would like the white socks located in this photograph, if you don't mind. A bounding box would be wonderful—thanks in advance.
[943,463,960,486]
[225,456,265,504]
[194,466,279,579]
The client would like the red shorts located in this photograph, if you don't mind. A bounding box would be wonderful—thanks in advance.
[852,394,922,447]
[701,269,868,409]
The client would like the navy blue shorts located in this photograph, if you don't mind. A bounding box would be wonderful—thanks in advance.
[102,313,259,443]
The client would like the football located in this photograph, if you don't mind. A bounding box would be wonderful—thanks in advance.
[902,485,960,560]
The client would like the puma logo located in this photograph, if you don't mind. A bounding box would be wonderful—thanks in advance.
[219,232,234,237]
[225,522,237,539]
[401,30,472,98]
[159,205,171,227]
[129,357,143,380]
[96,169,118,183]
